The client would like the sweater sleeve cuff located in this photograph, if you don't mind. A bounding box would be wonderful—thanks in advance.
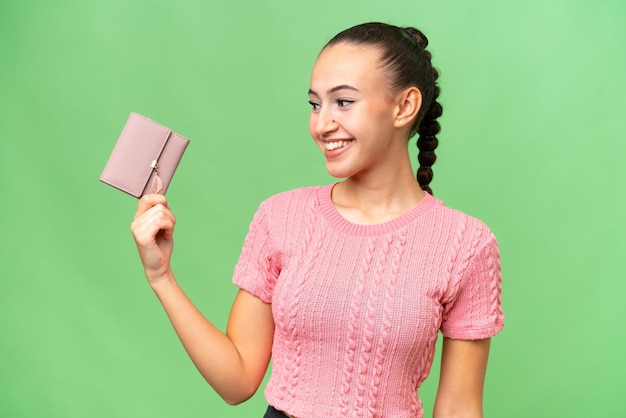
[441,320,504,340]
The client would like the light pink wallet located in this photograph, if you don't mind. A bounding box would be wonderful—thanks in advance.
[100,112,190,198]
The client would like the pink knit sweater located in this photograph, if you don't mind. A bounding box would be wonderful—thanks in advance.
[233,185,504,418]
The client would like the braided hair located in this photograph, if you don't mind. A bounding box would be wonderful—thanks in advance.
[325,23,442,195]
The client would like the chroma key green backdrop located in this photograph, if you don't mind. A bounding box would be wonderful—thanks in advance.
[1,1,625,417]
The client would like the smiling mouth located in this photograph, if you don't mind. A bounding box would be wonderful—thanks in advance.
[324,140,352,151]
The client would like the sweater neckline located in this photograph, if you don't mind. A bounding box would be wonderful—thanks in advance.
[317,183,439,237]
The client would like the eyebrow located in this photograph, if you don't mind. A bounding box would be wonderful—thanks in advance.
[308,84,360,96]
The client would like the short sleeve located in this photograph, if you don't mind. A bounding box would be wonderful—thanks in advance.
[441,228,504,340]
[232,201,281,304]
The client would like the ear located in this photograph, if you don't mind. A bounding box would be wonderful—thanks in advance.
[393,87,422,130]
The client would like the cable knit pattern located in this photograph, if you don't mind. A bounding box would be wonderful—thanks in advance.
[368,230,405,416]
[355,234,391,414]
[339,236,375,415]
[271,196,325,404]
[232,185,504,418]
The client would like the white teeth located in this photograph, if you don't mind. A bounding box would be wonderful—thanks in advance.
[324,140,351,151]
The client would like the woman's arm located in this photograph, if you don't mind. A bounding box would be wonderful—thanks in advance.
[433,337,491,418]
[131,194,274,405]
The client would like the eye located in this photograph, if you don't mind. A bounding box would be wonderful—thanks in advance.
[337,99,354,108]
[308,100,321,111]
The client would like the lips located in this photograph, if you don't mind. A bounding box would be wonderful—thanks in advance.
[324,140,352,151]
[322,138,354,159]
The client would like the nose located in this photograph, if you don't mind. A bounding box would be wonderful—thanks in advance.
[310,107,338,139]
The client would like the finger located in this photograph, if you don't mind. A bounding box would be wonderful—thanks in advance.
[132,213,176,245]
[130,198,176,238]
[158,226,174,241]
[133,194,170,220]
[131,204,176,241]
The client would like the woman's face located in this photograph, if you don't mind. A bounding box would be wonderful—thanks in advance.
[308,42,406,180]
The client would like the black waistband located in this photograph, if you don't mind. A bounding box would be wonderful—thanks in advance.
[264,405,289,418]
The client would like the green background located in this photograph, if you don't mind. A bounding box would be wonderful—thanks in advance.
[1,0,625,416]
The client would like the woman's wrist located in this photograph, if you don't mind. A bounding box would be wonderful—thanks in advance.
[146,269,177,291]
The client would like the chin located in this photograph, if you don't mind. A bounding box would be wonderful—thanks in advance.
[325,163,354,180]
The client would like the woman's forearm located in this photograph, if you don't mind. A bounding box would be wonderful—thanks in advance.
[150,274,262,405]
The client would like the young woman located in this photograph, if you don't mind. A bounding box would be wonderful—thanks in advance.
[131,22,504,418]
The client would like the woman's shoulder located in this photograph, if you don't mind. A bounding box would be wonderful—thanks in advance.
[428,195,497,245]
[249,185,329,238]
[261,184,329,209]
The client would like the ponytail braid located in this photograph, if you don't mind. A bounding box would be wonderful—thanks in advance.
[416,88,442,195]
[404,28,442,195]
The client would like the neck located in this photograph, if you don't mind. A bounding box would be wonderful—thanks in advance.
[332,164,425,225]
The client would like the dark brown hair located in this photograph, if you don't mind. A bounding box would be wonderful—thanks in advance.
[325,22,442,195]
